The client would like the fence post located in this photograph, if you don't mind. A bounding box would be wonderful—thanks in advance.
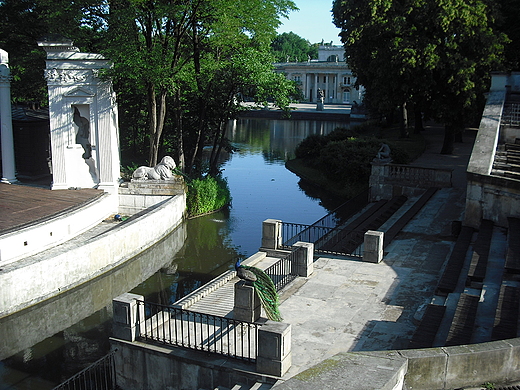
[293,242,314,277]
[257,322,292,377]
[363,230,384,263]
[262,219,282,249]
[112,293,144,342]
[234,281,261,322]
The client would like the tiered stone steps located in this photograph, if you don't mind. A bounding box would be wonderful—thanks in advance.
[410,218,520,348]
[492,143,520,179]
[325,195,408,253]
[207,382,273,390]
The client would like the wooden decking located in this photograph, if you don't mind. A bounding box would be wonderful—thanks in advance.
[0,183,104,235]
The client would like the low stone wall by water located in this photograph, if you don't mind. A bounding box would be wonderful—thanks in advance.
[0,193,186,317]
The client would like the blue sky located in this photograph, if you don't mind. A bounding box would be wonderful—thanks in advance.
[276,0,342,45]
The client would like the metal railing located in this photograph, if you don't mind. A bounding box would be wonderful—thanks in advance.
[264,246,302,291]
[52,350,118,390]
[281,222,363,258]
[136,300,259,362]
[503,103,520,127]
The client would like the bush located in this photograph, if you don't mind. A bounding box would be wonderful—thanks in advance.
[186,175,231,217]
[294,134,327,159]
[316,137,382,183]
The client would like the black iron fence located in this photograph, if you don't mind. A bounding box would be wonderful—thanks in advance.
[264,246,302,291]
[281,222,363,258]
[52,350,118,390]
[503,103,520,127]
[136,300,259,362]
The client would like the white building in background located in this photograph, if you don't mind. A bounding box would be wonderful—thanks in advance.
[274,45,364,105]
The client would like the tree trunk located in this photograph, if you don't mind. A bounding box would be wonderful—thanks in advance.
[441,124,455,154]
[413,103,424,134]
[147,84,167,167]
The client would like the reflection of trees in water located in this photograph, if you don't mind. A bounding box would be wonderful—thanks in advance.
[131,210,240,306]
[1,307,113,387]
[296,178,345,212]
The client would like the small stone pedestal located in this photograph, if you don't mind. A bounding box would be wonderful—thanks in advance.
[293,241,314,277]
[233,281,261,322]
[316,102,324,111]
[112,293,144,342]
[257,322,292,377]
[261,219,282,250]
[363,230,384,263]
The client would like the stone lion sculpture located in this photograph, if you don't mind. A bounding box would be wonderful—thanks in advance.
[132,156,176,180]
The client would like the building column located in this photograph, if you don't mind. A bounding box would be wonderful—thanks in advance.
[0,49,17,184]
[314,74,319,101]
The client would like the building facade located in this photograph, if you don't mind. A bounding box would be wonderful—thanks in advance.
[274,45,363,105]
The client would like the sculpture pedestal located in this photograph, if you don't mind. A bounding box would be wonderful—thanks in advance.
[118,177,186,215]
[126,178,185,195]
[316,102,324,111]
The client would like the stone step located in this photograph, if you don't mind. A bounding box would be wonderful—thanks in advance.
[467,219,494,285]
[505,217,520,273]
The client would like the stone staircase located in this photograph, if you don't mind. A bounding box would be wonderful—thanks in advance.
[206,383,273,390]
[492,142,520,179]
[409,217,520,349]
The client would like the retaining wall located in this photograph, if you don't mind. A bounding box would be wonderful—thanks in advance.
[0,193,186,317]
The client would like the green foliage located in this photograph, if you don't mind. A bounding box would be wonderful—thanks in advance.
[0,0,106,107]
[271,32,318,62]
[186,175,231,218]
[294,129,410,184]
[294,134,328,159]
[332,0,508,152]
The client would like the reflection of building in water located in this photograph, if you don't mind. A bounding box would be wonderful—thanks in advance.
[227,118,351,162]
[274,45,364,104]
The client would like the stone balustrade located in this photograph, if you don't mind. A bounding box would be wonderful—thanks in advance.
[369,163,452,201]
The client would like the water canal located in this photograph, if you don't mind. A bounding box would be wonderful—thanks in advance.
[0,117,351,389]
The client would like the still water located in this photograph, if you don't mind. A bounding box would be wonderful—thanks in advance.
[0,117,349,389]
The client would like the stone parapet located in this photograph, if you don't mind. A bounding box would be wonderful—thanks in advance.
[369,163,452,201]
[257,321,292,377]
[123,178,185,195]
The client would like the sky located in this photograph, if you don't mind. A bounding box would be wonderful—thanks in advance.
[276,0,342,46]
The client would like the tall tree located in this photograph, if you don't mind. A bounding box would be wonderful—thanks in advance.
[271,32,318,62]
[105,0,297,168]
[333,0,506,153]
[0,0,106,106]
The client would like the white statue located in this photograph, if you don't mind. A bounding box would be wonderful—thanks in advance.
[132,156,176,180]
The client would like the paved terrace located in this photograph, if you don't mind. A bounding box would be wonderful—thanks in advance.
[160,124,477,381]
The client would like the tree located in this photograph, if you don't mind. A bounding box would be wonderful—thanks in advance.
[104,0,297,168]
[333,0,506,153]
[271,32,318,62]
[0,0,106,107]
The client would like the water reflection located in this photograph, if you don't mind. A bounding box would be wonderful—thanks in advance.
[131,209,240,305]
[228,118,349,162]
[0,223,186,388]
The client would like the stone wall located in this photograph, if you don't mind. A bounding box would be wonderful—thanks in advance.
[369,163,452,201]
[464,73,520,228]
[0,193,185,317]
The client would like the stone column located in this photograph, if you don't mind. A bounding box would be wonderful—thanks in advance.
[233,281,261,322]
[364,230,384,263]
[262,219,282,250]
[0,49,17,184]
[257,322,292,377]
[112,293,144,342]
[293,241,314,277]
